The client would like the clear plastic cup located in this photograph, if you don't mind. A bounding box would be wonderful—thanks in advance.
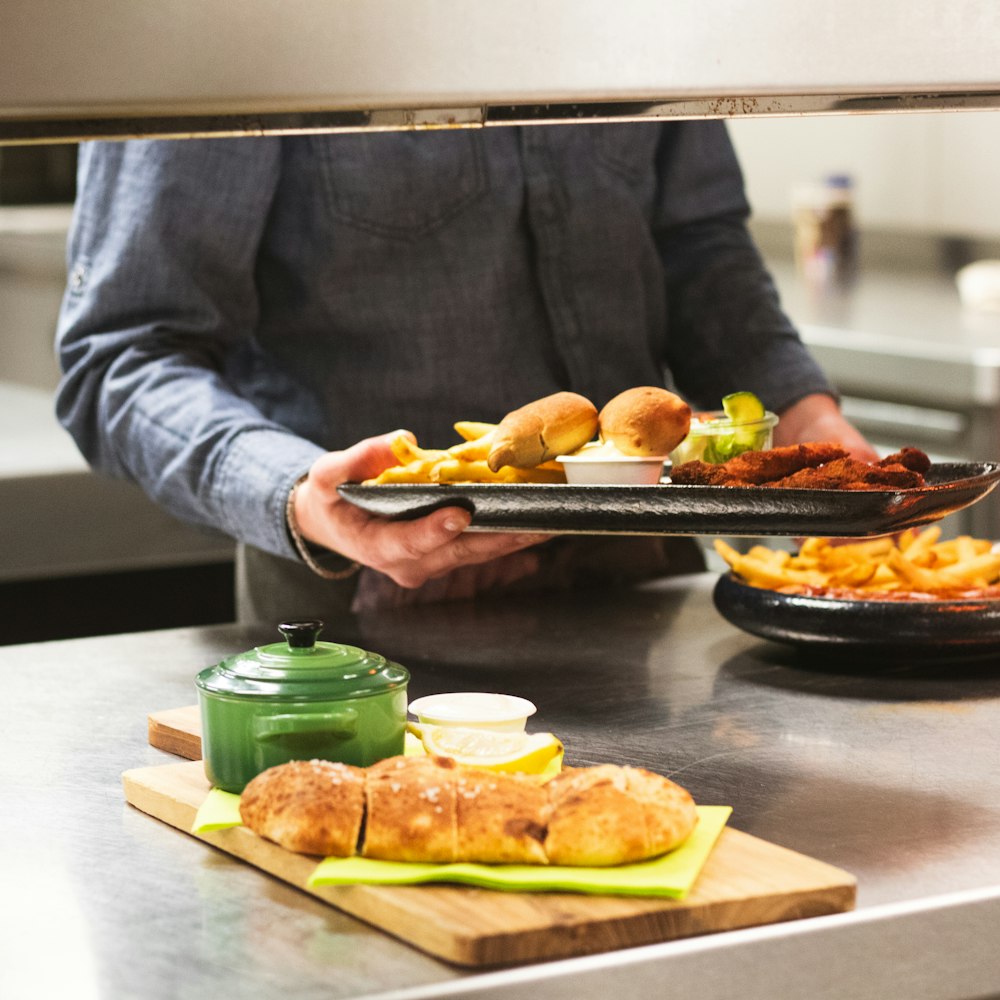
[669,411,779,466]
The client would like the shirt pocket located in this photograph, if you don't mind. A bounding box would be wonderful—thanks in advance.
[314,131,489,240]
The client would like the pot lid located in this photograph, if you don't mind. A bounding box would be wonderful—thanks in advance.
[196,620,409,701]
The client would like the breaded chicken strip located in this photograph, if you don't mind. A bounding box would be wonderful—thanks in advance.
[771,458,925,490]
[668,460,736,486]
[878,446,931,475]
[671,442,848,486]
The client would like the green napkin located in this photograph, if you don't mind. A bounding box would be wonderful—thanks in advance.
[192,787,243,832]
[307,806,729,898]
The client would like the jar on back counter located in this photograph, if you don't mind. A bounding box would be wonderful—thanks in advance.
[792,174,858,289]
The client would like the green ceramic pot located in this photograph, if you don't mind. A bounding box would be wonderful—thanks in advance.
[195,620,409,793]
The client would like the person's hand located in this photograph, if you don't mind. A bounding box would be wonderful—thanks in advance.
[773,393,879,462]
[292,431,550,589]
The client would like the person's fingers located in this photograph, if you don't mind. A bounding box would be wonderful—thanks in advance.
[487,548,543,589]
[355,509,548,587]
[295,436,550,588]
[295,431,420,544]
[353,506,471,565]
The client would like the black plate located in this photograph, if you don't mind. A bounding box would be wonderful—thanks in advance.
[338,462,1000,538]
[713,571,1000,661]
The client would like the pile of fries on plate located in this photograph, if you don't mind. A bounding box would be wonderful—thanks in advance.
[714,527,1000,599]
[366,424,566,485]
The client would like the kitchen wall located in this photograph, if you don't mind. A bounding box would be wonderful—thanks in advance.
[0,147,235,644]
[729,110,1000,245]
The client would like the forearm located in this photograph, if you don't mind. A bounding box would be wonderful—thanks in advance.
[57,338,325,557]
[649,122,834,413]
[54,136,325,558]
[774,393,879,461]
[657,215,835,413]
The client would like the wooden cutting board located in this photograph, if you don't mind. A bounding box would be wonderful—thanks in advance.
[140,706,856,966]
[148,705,203,760]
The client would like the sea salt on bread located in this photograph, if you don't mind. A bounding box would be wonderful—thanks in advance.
[362,755,460,862]
[453,765,549,864]
[362,756,549,864]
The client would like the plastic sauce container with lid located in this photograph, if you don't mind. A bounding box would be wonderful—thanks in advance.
[408,692,537,732]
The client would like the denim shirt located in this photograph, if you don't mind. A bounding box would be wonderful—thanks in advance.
[55,122,833,560]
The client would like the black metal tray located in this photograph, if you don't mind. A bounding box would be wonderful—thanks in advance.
[713,571,1000,662]
[338,462,1000,538]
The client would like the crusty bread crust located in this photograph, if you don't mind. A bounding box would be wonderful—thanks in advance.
[239,759,365,856]
[454,766,549,864]
[544,764,698,866]
[240,757,697,866]
[362,756,459,862]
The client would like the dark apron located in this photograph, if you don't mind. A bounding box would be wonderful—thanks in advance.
[236,536,706,626]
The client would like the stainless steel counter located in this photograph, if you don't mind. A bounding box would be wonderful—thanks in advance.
[4,575,1000,999]
[765,257,1000,539]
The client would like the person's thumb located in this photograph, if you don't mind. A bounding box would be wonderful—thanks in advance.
[309,430,412,494]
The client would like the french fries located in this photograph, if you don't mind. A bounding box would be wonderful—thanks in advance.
[714,528,1000,597]
[366,424,568,485]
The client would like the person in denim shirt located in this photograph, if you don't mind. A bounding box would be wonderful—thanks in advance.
[55,122,875,621]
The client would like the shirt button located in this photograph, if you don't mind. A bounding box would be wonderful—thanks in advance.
[70,262,88,292]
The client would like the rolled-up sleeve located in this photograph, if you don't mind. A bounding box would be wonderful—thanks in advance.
[55,138,325,559]
[652,121,835,413]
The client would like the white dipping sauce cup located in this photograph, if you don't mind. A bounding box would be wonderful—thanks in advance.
[557,443,668,485]
[408,692,537,732]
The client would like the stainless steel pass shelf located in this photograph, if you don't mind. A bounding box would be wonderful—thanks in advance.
[3,0,1000,143]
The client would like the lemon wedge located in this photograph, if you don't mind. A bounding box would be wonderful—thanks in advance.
[419,725,563,774]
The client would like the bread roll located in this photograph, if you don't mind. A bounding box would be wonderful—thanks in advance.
[544,765,697,866]
[239,757,697,866]
[599,386,692,457]
[239,759,365,856]
[487,391,598,471]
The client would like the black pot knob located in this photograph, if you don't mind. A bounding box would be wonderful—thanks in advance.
[278,620,325,649]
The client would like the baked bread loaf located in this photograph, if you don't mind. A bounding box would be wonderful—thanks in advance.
[598,386,691,456]
[240,756,696,866]
[238,758,365,857]
[487,391,599,471]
